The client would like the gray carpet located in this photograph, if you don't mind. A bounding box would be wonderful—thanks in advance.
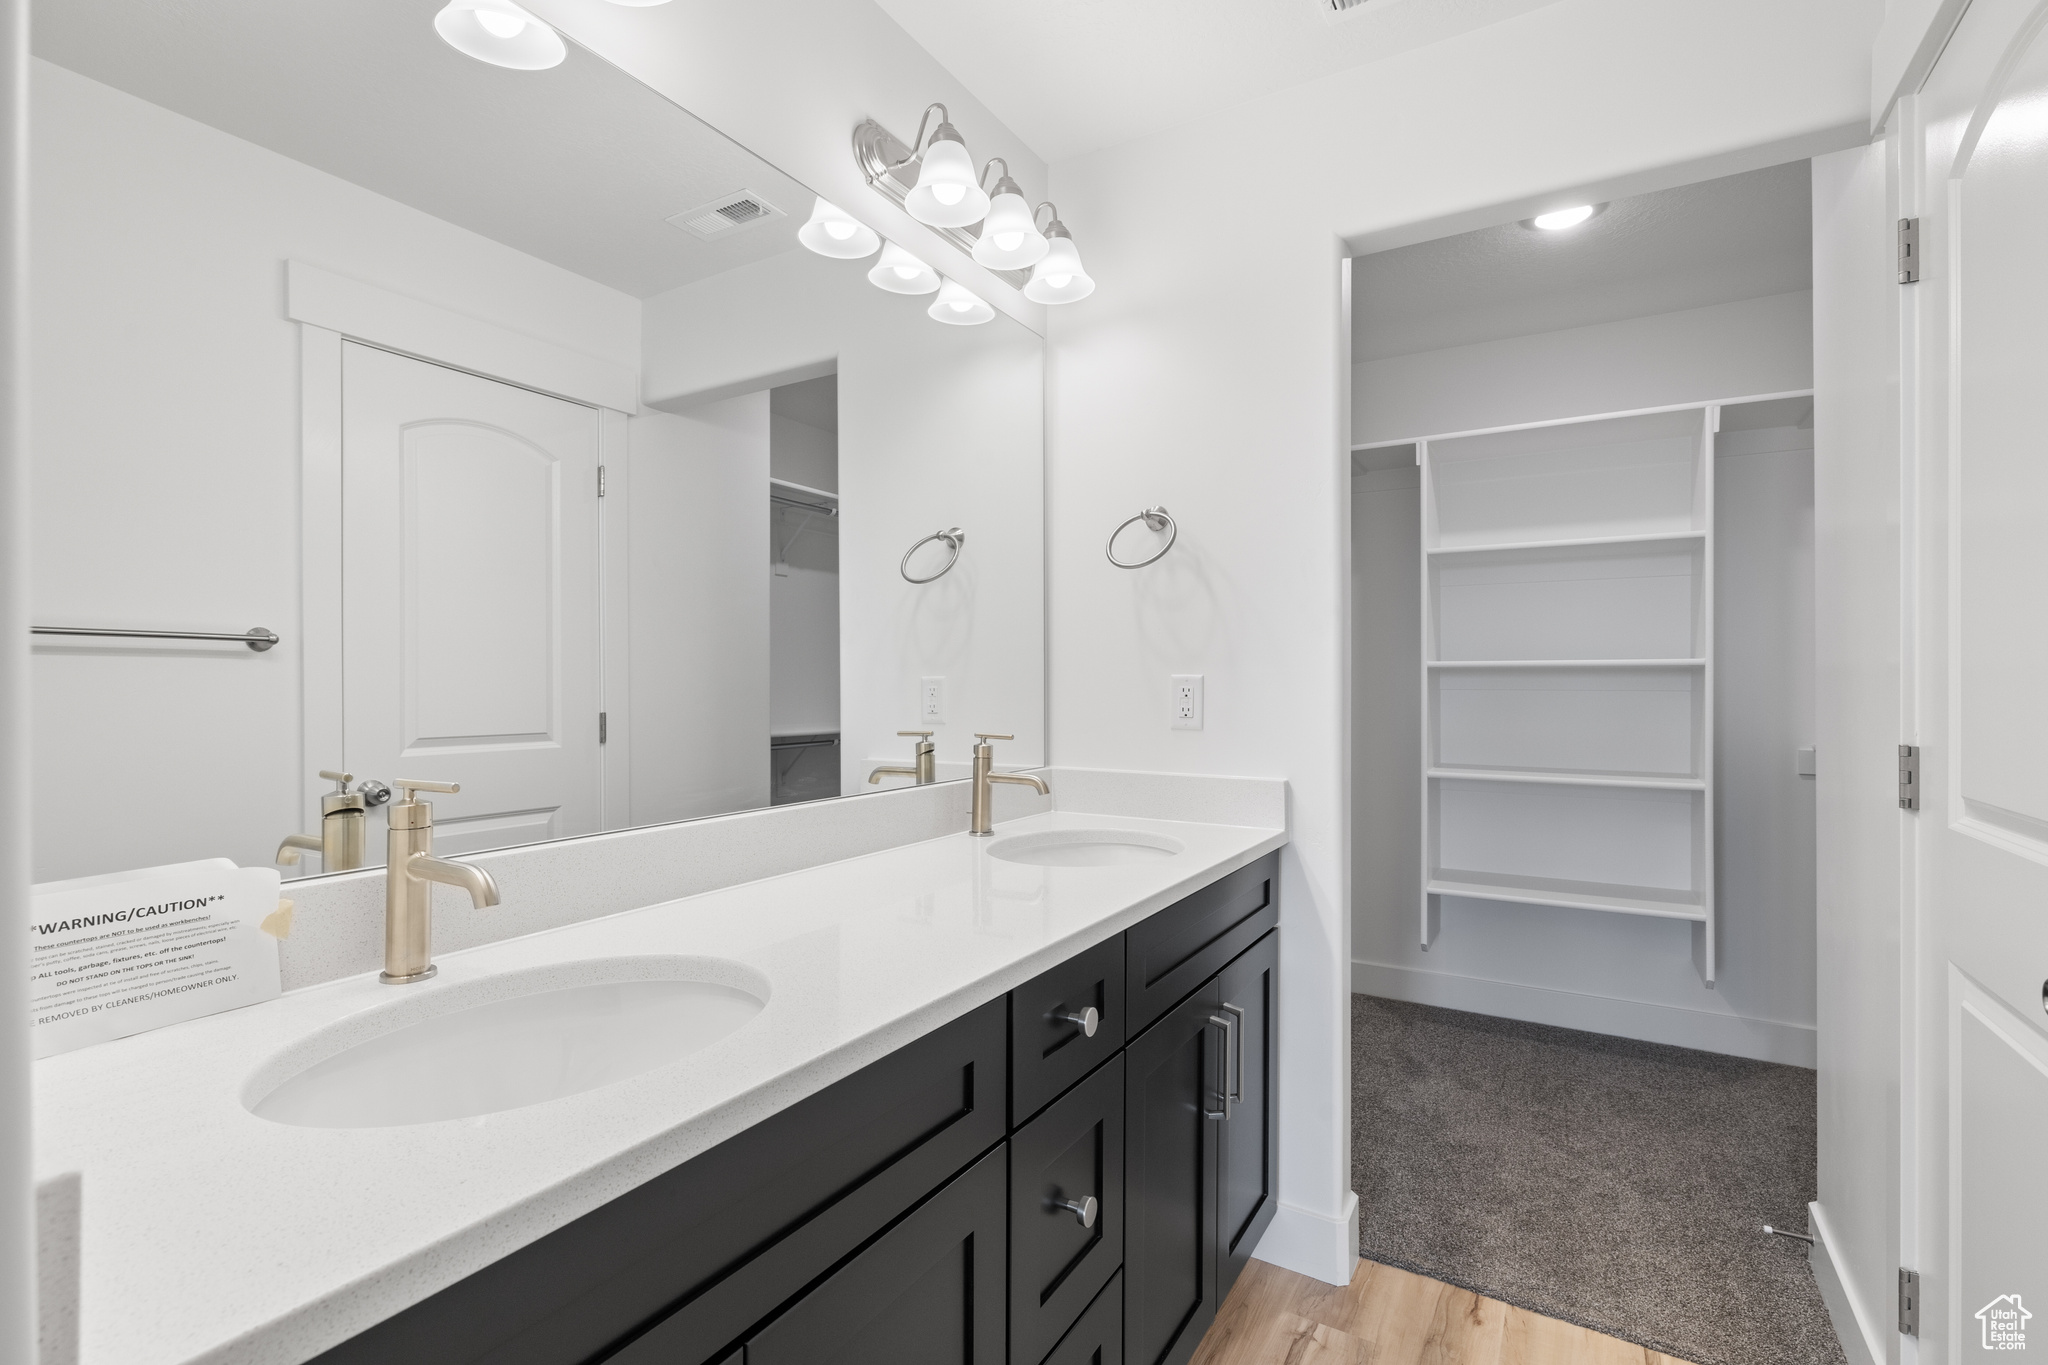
[1352,994,1847,1365]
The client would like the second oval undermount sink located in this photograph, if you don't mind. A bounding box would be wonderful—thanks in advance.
[986,828,1186,867]
[245,957,768,1129]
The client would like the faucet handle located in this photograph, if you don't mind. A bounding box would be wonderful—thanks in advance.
[973,733,1014,743]
[318,769,354,791]
[393,779,460,802]
[898,730,934,739]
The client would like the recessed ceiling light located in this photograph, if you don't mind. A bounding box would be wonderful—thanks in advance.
[1525,204,1603,231]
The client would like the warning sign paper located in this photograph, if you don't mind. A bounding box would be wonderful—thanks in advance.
[30,858,282,1059]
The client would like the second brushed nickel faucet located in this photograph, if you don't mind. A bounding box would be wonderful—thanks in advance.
[868,730,937,786]
[381,779,501,984]
[969,733,1048,836]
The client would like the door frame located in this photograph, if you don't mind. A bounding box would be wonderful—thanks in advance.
[289,266,637,845]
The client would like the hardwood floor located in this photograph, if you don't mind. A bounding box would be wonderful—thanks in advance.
[1188,1258,1700,1365]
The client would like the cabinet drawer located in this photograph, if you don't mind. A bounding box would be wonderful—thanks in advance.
[1126,852,1279,1038]
[312,998,1007,1365]
[747,1143,1009,1365]
[1010,1056,1124,1365]
[1043,1270,1123,1365]
[1011,933,1125,1124]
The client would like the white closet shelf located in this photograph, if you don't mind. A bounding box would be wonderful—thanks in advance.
[1426,872,1707,922]
[1426,529,1706,557]
[1426,658,1707,669]
[1427,767,1704,791]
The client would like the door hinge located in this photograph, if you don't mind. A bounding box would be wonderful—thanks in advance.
[1899,1268,1921,1336]
[597,465,607,497]
[598,711,608,744]
[1898,744,1920,810]
[1898,218,1920,284]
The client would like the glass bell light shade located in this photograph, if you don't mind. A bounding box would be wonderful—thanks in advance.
[868,242,940,295]
[1023,224,1095,304]
[970,179,1049,270]
[798,198,881,259]
[928,279,995,326]
[905,127,991,228]
[433,0,566,69]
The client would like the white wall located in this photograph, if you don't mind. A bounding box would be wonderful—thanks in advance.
[627,396,772,823]
[643,248,1044,790]
[1354,290,1814,445]
[27,59,638,882]
[1810,140,1899,1365]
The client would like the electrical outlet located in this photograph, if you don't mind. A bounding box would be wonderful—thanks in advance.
[1171,675,1204,730]
[920,676,944,726]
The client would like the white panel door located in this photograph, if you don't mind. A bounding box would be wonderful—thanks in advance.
[341,342,601,858]
[1908,0,2048,1354]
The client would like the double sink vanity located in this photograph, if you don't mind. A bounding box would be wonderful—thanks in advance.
[34,794,1287,1365]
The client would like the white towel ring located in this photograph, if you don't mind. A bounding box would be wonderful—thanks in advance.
[901,527,966,583]
[1106,506,1176,569]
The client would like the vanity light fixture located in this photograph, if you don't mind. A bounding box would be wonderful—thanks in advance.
[868,242,941,294]
[798,197,881,259]
[901,105,992,228]
[432,0,566,69]
[1023,206,1095,304]
[1525,203,1604,231]
[970,160,1050,270]
[928,279,995,325]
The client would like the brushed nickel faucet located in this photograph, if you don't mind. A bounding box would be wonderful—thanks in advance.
[381,779,500,984]
[869,730,937,786]
[969,733,1048,836]
[276,770,389,872]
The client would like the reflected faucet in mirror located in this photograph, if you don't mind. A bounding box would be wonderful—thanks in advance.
[276,770,392,873]
[869,731,937,786]
[382,780,502,985]
[970,733,1049,836]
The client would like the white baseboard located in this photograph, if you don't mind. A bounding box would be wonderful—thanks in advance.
[1352,960,1817,1067]
[1808,1200,1886,1365]
[1252,1191,1359,1286]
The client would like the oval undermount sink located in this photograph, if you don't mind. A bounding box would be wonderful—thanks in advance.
[986,828,1186,867]
[246,958,767,1129]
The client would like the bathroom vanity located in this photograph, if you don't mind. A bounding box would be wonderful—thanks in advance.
[314,848,1279,1365]
[32,805,1286,1365]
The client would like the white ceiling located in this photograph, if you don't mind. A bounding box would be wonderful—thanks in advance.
[1352,160,1813,362]
[34,0,816,298]
[871,0,1568,162]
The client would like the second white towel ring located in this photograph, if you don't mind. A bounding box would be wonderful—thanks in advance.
[1106,506,1177,569]
[901,527,966,583]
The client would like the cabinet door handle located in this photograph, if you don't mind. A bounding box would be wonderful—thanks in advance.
[1221,1001,1245,1104]
[1051,1193,1099,1228]
[1207,1013,1237,1118]
[1052,1004,1100,1038]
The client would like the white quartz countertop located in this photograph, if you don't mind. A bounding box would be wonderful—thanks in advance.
[34,810,1286,1365]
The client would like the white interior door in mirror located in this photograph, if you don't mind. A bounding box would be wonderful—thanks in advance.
[341,342,601,859]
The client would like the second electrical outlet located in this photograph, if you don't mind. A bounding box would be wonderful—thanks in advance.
[1171,675,1203,730]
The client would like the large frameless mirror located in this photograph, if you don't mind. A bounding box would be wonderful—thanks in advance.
[28,0,1044,883]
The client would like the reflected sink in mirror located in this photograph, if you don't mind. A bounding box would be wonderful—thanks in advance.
[986,829,1186,867]
[247,960,767,1129]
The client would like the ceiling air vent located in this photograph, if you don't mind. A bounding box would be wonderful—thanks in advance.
[666,190,786,241]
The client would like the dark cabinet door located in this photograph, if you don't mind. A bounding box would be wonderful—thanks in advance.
[1010,1055,1124,1365]
[1125,852,1278,1038]
[1214,930,1278,1299]
[1042,1270,1123,1365]
[1122,983,1224,1365]
[747,1144,1008,1365]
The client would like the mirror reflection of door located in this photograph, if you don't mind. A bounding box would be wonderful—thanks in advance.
[339,341,602,861]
